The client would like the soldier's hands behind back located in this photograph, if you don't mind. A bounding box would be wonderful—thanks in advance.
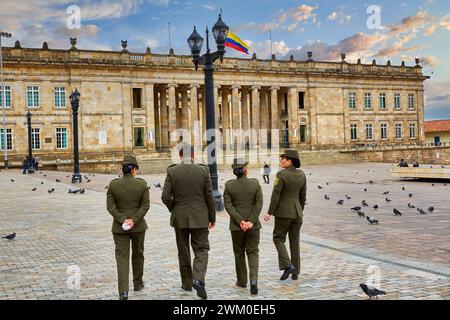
[263,213,271,222]
[208,222,216,230]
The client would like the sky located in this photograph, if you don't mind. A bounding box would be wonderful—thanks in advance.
[0,0,449,120]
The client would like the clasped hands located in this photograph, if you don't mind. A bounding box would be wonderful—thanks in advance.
[240,221,254,232]
[124,218,135,229]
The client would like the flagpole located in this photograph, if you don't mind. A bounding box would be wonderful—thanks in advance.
[168,22,172,50]
[269,29,273,57]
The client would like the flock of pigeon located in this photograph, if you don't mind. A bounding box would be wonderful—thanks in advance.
[321,170,440,226]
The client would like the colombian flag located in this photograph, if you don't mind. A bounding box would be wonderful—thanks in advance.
[225,31,250,55]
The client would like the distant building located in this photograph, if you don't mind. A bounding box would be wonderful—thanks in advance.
[425,120,450,145]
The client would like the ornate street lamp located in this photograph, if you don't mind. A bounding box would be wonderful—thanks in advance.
[1,30,12,169]
[26,111,34,173]
[70,89,82,184]
[187,14,229,211]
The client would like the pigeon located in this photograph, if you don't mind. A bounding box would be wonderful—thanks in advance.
[326,183,329,186]
[428,206,434,213]
[409,193,413,198]
[364,188,367,192]
[68,189,80,194]
[43,174,47,177]
[408,203,415,208]
[417,208,427,215]
[41,182,44,185]
[402,187,405,191]
[337,200,344,205]
[432,184,435,187]
[357,211,366,218]
[441,165,445,168]
[32,187,37,191]
[360,284,386,299]
[373,205,379,210]
[154,183,161,188]
[92,174,96,177]
[362,200,369,207]
[346,195,352,200]
[369,180,374,184]
[318,185,323,189]
[86,179,91,183]
[48,188,55,193]
[351,206,362,211]
[366,216,379,225]
[79,188,85,194]
[56,179,62,183]
[66,175,70,178]
[324,195,330,200]
[385,198,392,203]
[10,179,14,182]
[1,232,16,240]
[382,191,390,195]
[393,208,402,216]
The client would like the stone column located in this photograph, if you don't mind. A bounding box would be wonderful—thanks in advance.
[160,86,169,149]
[145,83,156,151]
[214,85,221,130]
[241,87,249,131]
[251,86,261,147]
[260,89,268,130]
[221,87,230,149]
[189,84,200,146]
[417,89,425,142]
[167,84,178,148]
[231,85,241,131]
[153,88,160,150]
[181,87,189,131]
[270,86,280,147]
[122,82,133,151]
[288,87,298,145]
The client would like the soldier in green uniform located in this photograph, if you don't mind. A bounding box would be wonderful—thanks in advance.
[264,149,307,281]
[107,155,150,300]
[161,145,216,300]
[223,158,263,295]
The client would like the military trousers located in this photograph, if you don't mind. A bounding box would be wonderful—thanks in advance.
[273,217,303,275]
[113,231,146,293]
[174,227,210,289]
[231,229,260,285]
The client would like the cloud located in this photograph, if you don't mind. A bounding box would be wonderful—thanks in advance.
[375,43,424,58]
[277,4,318,32]
[237,22,280,34]
[440,14,450,30]
[429,95,450,102]
[81,0,143,20]
[148,0,173,6]
[244,39,290,59]
[328,12,337,21]
[420,56,439,67]
[327,9,351,24]
[388,10,428,35]
[200,3,218,11]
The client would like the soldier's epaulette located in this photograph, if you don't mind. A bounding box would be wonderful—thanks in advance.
[225,179,234,185]
[168,164,177,168]
[250,178,259,182]
[198,163,207,167]
[136,177,146,182]
[110,178,120,183]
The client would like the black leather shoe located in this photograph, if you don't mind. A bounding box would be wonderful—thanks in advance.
[236,281,247,288]
[193,280,207,299]
[292,274,299,280]
[134,282,145,292]
[250,280,258,295]
[280,264,295,281]
[119,291,128,300]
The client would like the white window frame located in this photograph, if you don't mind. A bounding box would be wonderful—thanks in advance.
[381,124,388,140]
[394,93,401,110]
[379,93,386,110]
[395,124,403,139]
[56,128,68,149]
[350,124,358,141]
[349,92,356,109]
[0,128,13,151]
[408,93,415,109]
[409,123,416,139]
[365,124,374,140]
[364,93,372,109]
[0,85,12,108]
[27,86,40,108]
[54,87,66,108]
[31,128,41,150]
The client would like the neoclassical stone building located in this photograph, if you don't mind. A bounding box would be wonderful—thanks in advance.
[0,40,429,163]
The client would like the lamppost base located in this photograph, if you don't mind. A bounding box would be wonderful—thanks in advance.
[213,189,224,211]
[72,174,82,184]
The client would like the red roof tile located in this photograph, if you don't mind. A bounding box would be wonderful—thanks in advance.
[425,120,450,133]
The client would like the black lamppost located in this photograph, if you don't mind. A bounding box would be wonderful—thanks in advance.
[26,111,34,172]
[70,89,82,183]
[187,14,229,211]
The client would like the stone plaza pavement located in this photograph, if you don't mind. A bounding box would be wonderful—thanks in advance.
[0,163,449,300]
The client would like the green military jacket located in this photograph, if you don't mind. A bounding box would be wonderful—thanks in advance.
[223,176,263,231]
[107,174,150,234]
[161,162,216,229]
[268,166,307,219]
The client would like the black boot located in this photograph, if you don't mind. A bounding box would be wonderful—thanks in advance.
[119,291,128,300]
[250,280,258,295]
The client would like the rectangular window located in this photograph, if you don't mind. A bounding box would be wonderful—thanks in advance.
[379,93,386,110]
[0,128,13,150]
[56,128,67,149]
[350,124,358,141]
[349,92,356,109]
[0,85,11,107]
[381,124,388,140]
[409,123,416,139]
[134,127,145,147]
[394,93,401,110]
[298,92,305,109]
[31,128,41,150]
[299,125,307,143]
[27,86,40,108]
[54,87,66,108]
[133,88,142,108]
[364,93,372,109]
[408,93,415,109]
[395,124,402,139]
[365,124,373,140]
